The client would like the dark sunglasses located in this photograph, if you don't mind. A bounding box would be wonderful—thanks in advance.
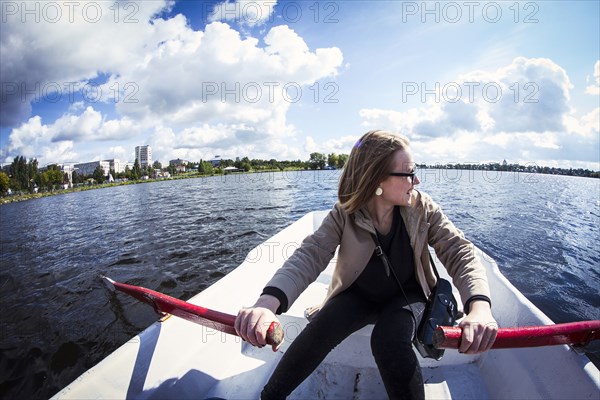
[389,171,417,183]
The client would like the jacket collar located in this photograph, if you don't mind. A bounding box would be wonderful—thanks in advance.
[352,207,376,235]
[400,190,428,248]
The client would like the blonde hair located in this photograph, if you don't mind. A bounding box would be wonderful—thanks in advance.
[338,130,410,214]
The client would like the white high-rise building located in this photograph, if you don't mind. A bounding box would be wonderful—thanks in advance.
[135,145,152,168]
[105,159,126,173]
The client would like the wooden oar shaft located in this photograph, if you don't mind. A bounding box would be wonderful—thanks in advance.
[434,320,600,349]
[102,276,284,347]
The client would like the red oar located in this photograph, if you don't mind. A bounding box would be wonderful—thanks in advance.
[102,276,283,350]
[434,320,600,349]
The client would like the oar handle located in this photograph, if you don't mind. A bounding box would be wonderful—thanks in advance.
[267,321,284,348]
[433,320,600,349]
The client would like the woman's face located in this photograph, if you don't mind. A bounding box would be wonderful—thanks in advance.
[378,149,420,207]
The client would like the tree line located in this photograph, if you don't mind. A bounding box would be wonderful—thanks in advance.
[419,162,600,178]
[0,152,349,196]
[199,153,349,173]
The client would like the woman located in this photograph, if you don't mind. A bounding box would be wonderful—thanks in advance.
[235,130,498,399]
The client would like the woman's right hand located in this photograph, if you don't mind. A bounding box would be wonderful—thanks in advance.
[235,294,282,351]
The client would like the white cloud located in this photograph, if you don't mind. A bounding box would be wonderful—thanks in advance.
[113,21,342,133]
[42,141,78,164]
[359,105,445,138]
[46,107,141,143]
[303,136,319,153]
[411,133,481,163]
[177,124,233,149]
[359,57,598,167]
[106,146,129,161]
[321,135,361,154]
[68,102,85,113]
[52,107,103,142]
[563,108,600,138]
[585,60,600,95]
[413,101,481,137]
[92,20,343,162]
[459,57,572,133]
[1,3,343,166]
[3,107,143,164]
[106,19,342,163]
[3,115,78,163]
[298,135,358,157]
[209,0,277,27]
[3,4,594,171]
[0,0,175,127]
[5,116,51,158]
[145,122,304,164]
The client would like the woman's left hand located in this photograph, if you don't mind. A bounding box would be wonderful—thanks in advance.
[458,301,498,354]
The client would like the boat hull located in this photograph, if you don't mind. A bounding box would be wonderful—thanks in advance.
[53,211,600,399]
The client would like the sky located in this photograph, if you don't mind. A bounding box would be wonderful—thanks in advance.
[1,0,599,170]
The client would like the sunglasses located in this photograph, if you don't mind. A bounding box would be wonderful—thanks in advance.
[389,171,417,183]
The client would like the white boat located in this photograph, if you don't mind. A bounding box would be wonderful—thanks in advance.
[53,211,600,399]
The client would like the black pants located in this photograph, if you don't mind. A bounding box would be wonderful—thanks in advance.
[261,290,425,400]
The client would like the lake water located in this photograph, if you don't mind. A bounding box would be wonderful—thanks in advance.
[0,170,598,399]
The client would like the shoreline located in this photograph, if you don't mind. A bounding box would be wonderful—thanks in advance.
[0,169,301,206]
[2,167,598,206]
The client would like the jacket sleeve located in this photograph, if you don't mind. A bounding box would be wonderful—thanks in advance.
[263,205,344,311]
[424,195,492,305]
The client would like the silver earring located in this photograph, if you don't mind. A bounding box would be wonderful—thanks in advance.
[375,187,383,196]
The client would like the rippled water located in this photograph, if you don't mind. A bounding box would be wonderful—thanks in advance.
[0,170,598,399]
[419,169,600,324]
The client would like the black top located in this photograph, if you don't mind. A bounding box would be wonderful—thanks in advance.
[349,206,425,305]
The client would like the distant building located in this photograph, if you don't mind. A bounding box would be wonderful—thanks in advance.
[62,164,75,174]
[39,163,75,174]
[502,159,508,166]
[209,155,222,167]
[135,145,152,168]
[170,159,189,173]
[39,163,76,187]
[153,170,171,179]
[169,158,189,166]
[105,159,127,174]
[223,166,243,173]
[74,161,110,176]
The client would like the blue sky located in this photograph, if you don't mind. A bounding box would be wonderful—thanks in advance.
[1,0,598,169]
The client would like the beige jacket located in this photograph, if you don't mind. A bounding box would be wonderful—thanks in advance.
[265,190,491,314]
